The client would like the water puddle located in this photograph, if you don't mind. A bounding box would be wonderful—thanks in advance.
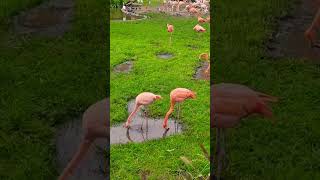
[114,61,133,73]
[13,0,74,37]
[110,9,146,21]
[266,0,320,63]
[110,100,183,144]
[55,118,107,180]
[156,52,174,59]
[194,61,210,80]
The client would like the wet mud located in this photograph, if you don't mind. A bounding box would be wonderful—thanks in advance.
[110,100,183,144]
[13,0,74,37]
[114,61,134,73]
[55,118,107,180]
[194,61,210,80]
[266,0,320,62]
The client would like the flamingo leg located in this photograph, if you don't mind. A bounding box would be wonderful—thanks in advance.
[176,102,181,132]
[222,128,228,170]
[216,128,222,180]
[145,106,149,140]
[215,128,219,162]
[141,106,146,130]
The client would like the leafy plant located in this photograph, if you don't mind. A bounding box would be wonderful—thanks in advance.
[177,144,210,180]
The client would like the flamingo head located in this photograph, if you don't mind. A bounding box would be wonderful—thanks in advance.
[199,53,209,61]
[154,95,162,100]
[188,91,197,99]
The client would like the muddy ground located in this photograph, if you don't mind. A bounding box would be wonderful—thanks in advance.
[267,0,320,63]
[13,0,74,37]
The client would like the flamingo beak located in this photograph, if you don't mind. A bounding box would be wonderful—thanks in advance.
[191,92,197,99]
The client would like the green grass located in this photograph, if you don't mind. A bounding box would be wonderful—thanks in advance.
[110,14,210,179]
[213,0,320,179]
[0,0,108,179]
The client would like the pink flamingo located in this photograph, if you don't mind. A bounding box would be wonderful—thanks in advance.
[124,92,162,128]
[305,8,320,47]
[163,88,196,129]
[189,7,199,16]
[193,24,206,32]
[167,24,174,45]
[194,24,206,39]
[198,16,206,23]
[211,83,278,179]
[58,98,109,180]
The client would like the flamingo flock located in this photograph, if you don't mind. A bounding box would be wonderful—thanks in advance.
[162,0,210,14]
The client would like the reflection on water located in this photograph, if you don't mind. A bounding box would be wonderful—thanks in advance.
[110,100,183,144]
[110,9,144,21]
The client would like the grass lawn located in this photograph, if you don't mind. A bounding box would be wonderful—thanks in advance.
[213,0,320,179]
[0,0,108,179]
[110,13,210,178]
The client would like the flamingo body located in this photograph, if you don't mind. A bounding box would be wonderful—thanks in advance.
[193,24,206,32]
[125,92,162,128]
[167,24,174,33]
[211,83,278,128]
[198,16,206,23]
[163,88,196,128]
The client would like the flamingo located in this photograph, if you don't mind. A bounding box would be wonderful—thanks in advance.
[198,16,206,23]
[124,92,162,128]
[163,88,196,129]
[189,7,199,15]
[167,24,174,45]
[305,8,320,47]
[199,53,210,74]
[193,24,206,32]
[211,83,278,179]
[58,98,109,180]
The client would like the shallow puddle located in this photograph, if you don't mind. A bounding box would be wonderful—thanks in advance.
[13,0,74,36]
[266,0,320,63]
[194,61,210,80]
[110,8,145,21]
[114,61,133,73]
[56,118,106,180]
[110,100,183,144]
[156,52,174,59]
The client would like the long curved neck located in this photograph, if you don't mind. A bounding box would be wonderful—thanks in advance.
[164,99,175,124]
[126,103,141,124]
[58,138,94,180]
